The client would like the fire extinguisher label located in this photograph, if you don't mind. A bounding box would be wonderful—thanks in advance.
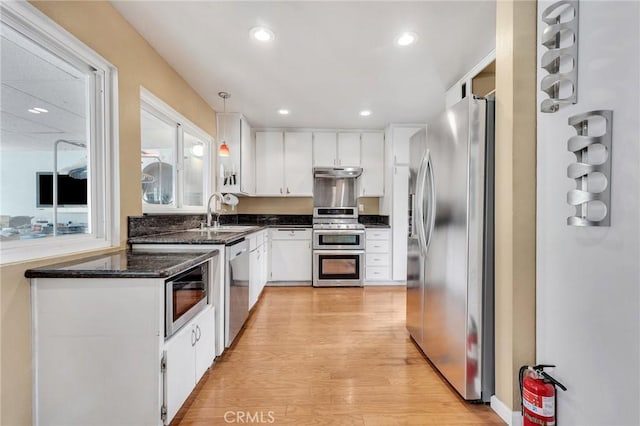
[523,388,555,417]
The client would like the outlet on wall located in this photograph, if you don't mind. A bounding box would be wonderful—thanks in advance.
[358,204,364,212]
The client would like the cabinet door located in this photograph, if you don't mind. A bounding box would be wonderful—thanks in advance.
[312,132,337,167]
[249,248,259,309]
[270,240,312,281]
[392,166,409,281]
[337,132,361,166]
[360,132,385,196]
[240,118,255,194]
[262,236,270,285]
[164,324,196,423]
[194,306,215,383]
[255,131,284,195]
[284,132,313,196]
[392,127,422,165]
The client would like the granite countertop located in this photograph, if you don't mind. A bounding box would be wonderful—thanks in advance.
[128,224,313,246]
[25,249,219,279]
[364,224,391,228]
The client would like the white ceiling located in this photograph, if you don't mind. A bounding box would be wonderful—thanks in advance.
[1,25,87,151]
[112,1,496,130]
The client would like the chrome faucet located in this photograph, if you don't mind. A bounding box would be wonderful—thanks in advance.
[206,192,224,228]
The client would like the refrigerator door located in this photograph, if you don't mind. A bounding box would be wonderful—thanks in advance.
[406,129,427,348]
[422,96,487,400]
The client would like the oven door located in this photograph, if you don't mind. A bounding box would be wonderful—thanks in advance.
[313,229,365,250]
[313,249,364,287]
[165,262,208,338]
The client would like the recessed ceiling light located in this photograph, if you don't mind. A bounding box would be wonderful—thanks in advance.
[278,109,290,115]
[250,27,275,42]
[359,110,372,117]
[28,108,40,114]
[33,107,48,113]
[396,32,418,46]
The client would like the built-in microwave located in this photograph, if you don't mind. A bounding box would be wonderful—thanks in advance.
[165,261,208,338]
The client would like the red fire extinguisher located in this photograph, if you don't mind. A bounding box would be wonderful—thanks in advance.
[519,364,567,426]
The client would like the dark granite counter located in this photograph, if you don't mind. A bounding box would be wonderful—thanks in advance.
[25,249,218,279]
[364,223,391,228]
[128,227,265,246]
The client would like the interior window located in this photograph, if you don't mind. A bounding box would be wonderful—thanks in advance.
[140,89,211,213]
[0,2,117,263]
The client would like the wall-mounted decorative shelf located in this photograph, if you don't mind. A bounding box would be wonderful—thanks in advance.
[567,110,613,226]
[540,0,579,113]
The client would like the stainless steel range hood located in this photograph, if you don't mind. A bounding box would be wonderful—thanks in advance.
[313,167,362,208]
[313,167,362,178]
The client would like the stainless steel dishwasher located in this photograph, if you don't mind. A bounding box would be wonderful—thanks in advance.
[225,238,249,347]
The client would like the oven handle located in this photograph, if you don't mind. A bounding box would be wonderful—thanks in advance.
[313,229,365,235]
[313,249,365,255]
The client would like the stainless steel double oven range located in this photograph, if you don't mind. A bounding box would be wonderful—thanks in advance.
[313,207,365,287]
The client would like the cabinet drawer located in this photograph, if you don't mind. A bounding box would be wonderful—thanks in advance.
[366,239,389,253]
[271,228,311,240]
[366,229,390,240]
[366,266,390,281]
[366,253,389,267]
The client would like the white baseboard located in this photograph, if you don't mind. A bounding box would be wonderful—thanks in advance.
[490,395,523,426]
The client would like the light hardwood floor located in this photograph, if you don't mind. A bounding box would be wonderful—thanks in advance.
[172,286,505,426]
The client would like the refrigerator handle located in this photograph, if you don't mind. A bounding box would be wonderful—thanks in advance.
[415,152,429,256]
[424,154,436,253]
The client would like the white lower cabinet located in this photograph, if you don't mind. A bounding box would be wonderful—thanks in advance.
[365,228,391,282]
[269,228,312,282]
[164,306,215,423]
[249,231,269,309]
[30,260,218,426]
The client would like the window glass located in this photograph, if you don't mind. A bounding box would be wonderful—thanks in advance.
[183,131,205,206]
[141,109,176,206]
[140,90,211,213]
[0,23,91,241]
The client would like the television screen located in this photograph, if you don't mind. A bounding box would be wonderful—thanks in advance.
[37,172,88,207]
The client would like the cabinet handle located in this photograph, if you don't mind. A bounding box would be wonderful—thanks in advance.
[286,187,290,194]
[191,329,197,347]
[195,325,201,342]
[363,188,366,196]
[280,188,283,194]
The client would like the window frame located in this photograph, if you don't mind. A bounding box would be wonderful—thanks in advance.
[140,87,213,214]
[0,2,119,265]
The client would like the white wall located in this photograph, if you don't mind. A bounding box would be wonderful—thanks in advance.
[536,2,640,425]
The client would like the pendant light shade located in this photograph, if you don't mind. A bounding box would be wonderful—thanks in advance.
[218,91,231,157]
[218,141,230,157]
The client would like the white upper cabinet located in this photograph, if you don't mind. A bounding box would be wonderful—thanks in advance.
[359,132,384,196]
[312,131,361,167]
[284,132,313,196]
[337,132,361,166]
[312,132,337,167]
[217,113,254,195]
[391,127,422,165]
[255,131,284,196]
[255,131,312,196]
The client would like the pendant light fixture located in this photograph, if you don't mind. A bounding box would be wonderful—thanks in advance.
[218,91,231,157]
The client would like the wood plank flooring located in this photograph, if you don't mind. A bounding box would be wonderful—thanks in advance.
[172,286,505,426]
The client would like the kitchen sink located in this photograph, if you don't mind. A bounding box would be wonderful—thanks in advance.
[188,225,259,233]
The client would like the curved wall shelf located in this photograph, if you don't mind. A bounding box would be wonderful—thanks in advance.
[566,110,613,226]
[540,0,579,113]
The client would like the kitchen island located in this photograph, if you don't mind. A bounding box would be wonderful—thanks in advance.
[25,249,219,426]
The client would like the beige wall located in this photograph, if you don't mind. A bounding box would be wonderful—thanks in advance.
[0,2,218,424]
[237,197,380,215]
[494,0,537,411]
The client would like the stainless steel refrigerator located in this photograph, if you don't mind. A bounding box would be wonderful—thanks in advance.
[406,95,494,402]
